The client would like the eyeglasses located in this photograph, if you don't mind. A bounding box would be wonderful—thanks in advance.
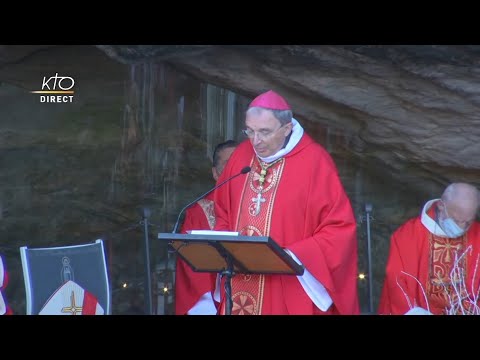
[242,124,286,140]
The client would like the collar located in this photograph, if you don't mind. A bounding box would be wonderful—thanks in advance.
[421,199,449,237]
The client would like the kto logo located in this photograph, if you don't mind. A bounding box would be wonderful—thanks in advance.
[31,73,75,103]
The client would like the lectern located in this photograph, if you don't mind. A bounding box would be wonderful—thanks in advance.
[157,232,304,315]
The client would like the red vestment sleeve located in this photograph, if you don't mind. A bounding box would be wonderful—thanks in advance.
[378,227,415,315]
[285,146,359,315]
[378,219,432,315]
[174,200,217,315]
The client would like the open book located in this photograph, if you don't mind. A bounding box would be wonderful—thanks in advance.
[188,230,239,236]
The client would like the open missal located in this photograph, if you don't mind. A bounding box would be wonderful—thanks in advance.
[188,230,239,236]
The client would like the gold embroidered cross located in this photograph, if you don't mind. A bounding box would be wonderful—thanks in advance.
[433,240,462,263]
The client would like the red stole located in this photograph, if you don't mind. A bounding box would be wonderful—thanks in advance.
[220,157,285,315]
[197,198,215,230]
[425,204,473,314]
[426,232,473,314]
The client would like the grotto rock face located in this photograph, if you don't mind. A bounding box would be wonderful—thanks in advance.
[3,44,479,193]
[96,45,480,194]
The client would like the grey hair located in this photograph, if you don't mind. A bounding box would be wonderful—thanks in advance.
[441,182,480,209]
[246,107,293,126]
[441,184,455,203]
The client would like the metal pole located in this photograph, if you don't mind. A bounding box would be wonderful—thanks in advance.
[365,203,374,314]
[143,208,153,315]
[223,270,233,315]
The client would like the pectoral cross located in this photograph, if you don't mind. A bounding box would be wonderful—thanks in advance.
[252,193,266,216]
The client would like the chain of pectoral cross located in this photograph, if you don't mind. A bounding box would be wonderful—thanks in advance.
[252,158,282,216]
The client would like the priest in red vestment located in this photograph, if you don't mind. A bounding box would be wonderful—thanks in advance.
[213,90,360,315]
[175,140,237,315]
[378,182,480,315]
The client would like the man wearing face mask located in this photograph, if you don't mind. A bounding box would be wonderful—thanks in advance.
[378,182,480,315]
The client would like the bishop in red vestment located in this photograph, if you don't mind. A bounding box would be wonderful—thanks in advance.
[213,90,359,315]
[379,183,480,315]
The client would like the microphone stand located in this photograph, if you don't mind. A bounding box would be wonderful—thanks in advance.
[169,166,251,314]
[365,203,373,314]
[142,207,153,315]
[215,245,235,315]
[171,166,251,234]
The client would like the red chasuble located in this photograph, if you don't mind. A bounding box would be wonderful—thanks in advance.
[214,133,359,315]
[174,192,217,315]
[378,201,480,315]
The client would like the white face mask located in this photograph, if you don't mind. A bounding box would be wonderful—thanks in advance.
[439,218,465,238]
[439,203,466,238]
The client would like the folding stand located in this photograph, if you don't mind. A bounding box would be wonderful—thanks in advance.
[158,233,304,315]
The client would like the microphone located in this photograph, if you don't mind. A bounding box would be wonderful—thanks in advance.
[172,166,251,233]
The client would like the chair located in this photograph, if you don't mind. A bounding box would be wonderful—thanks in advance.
[20,239,111,315]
